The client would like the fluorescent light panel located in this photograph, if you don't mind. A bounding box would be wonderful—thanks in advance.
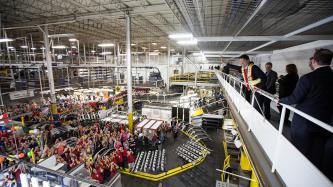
[169,33,193,39]
[52,45,67,49]
[100,52,112,55]
[0,38,14,42]
[149,52,159,56]
[69,38,77,42]
[160,46,167,49]
[177,39,198,45]
[98,43,114,47]
[48,33,75,38]
[21,46,28,48]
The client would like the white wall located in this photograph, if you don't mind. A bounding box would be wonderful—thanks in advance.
[252,43,333,77]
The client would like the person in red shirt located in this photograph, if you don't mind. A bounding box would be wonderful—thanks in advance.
[91,168,103,184]
[127,150,135,169]
[116,149,124,168]
[110,162,118,178]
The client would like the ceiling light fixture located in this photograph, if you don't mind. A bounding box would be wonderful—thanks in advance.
[98,43,114,47]
[71,46,77,49]
[20,45,28,49]
[177,39,198,45]
[151,43,157,45]
[69,38,77,42]
[154,49,159,52]
[131,43,136,46]
[52,45,67,49]
[168,33,193,39]
[149,52,159,56]
[8,46,14,49]
[160,46,167,49]
[0,38,14,43]
[48,33,75,38]
[31,47,36,50]
[100,52,112,55]
[91,50,96,53]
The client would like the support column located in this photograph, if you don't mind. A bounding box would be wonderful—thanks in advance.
[38,67,44,100]
[83,43,87,63]
[114,43,120,85]
[182,47,185,74]
[167,40,171,92]
[77,40,80,65]
[40,26,58,119]
[126,12,133,134]
[66,67,70,87]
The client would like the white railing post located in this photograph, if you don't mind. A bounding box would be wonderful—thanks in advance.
[251,90,256,106]
[239,83,243,94]
[271,105,286,172]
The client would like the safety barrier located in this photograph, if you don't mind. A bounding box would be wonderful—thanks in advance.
[119,130,209,181]
[215,70,333,187]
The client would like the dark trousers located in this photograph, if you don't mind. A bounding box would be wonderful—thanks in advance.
[277,105,291,123]
[263,97,272,120]
[252,92,264,114]
[322,136,333,182]
[291,127,328,169]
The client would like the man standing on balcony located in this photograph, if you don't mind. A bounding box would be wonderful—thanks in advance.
[264,62,278,120]
[239,55,267,112]
[279,48,333,173]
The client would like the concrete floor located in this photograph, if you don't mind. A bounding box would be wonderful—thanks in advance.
[121,128,224,187]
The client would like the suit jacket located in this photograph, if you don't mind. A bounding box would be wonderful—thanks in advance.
[280,66,333,132]
[250,65,267,90]
[222,63,242,74]
[278,73,299,98]
[266,70,278,94]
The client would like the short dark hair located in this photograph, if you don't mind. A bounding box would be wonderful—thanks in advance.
[239,54,249,60]
[286,64,298,75]
[266,62,272,66]
[309,57,313,60]
[313,48,333,65]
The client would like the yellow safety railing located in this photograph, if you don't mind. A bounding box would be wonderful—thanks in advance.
[120,130,209,181]
[170,71,216,83]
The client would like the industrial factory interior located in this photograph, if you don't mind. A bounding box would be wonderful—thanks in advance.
[0,0,333,187]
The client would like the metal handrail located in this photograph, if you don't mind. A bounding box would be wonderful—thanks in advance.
[215,70,333,187]
[216,70,333,134]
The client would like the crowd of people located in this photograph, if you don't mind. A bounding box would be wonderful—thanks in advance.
[222,48,333,181]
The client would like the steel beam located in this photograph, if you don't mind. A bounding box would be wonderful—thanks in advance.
[223,0,268,51]
[243,15,333,55]
[197,35,333,42]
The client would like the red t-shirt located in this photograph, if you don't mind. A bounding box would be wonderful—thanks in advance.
[127,153,134,163]
[116,152,123,164]
[110,167,117,178]
[92,170,103,183]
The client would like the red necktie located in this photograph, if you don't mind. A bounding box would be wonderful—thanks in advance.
[244,68,250,91]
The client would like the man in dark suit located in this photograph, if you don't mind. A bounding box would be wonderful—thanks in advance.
[263,62,278,120]
[280,48,333,170]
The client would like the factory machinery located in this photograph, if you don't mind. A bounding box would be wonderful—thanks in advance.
[120,130,209,181]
